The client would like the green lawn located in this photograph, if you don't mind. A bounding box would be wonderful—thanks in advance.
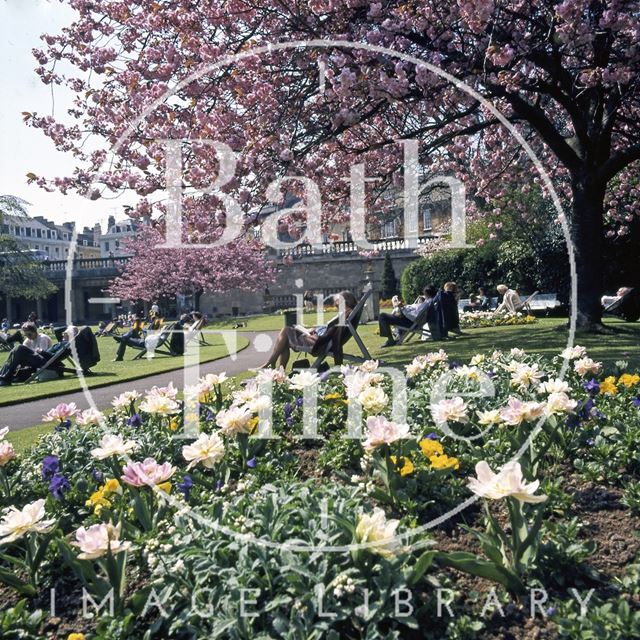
[0,332,249,406]
[5,424,54,454]
[213,314,640,370]
[357,316,640,370]
[5,316,638,453]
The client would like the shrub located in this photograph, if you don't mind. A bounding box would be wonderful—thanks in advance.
[400,245,498,301]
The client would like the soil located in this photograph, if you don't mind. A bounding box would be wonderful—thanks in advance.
[2,472,638,639]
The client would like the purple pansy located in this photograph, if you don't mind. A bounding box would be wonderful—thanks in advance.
[55,419,72,432]
[49,473,71,500]
[41,455,60,481]
[583,378,600,395]
[127,413,142,427]
[178,474,193,500]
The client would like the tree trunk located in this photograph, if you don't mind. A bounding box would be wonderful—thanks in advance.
[571,177,606,330]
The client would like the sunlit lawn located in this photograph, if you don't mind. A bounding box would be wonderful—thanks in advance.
[5,316,637,453]
[358,317,640,371]
[0,332,249,406]
[212,313,640,371]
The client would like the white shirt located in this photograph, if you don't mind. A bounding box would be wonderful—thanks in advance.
[496,289,522,313]
[402,298,431,321]
[23,334,53,352]
[601,295,619,308]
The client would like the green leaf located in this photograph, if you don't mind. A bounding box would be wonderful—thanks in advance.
[435,551,524,593]
[0,567,36,595]
[407,550,436,586]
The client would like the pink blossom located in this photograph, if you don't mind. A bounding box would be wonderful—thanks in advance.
[43,403,79,423]
[121,458,175,487]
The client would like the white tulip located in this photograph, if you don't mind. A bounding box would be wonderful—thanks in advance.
[183,432,225,470]
[468,461,547,503]
[355,508,401,557]
[91,434,138,460]
[0,499,55,545]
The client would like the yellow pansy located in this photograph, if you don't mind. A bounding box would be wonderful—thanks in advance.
[599,376,618,395]
[324,392,342,401]
[86,489,111,515]
[157,481,172,494]
[419,439,444,458]
[103,478,120,493]
[429,454,460,471]
[169,419,179,431]
[618,373,640,388]
[68,634,85,640]
[390,455,415,477]
[248,416,259,434]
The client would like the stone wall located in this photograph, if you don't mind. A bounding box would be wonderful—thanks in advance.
[199,251,418,317]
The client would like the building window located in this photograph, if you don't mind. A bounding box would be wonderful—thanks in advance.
[422,207,432,232]
[105,242,110,251]
[380,219,397,239]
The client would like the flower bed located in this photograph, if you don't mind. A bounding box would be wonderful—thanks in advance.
[459,310,538,328]
[1,347,639,638]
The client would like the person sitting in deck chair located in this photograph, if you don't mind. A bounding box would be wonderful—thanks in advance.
[601,287,632,308]
[495,284,526,314]
[378,286,437,347]
[112,312,145,361]
[112,314,188,360]
[259,291,357,368]
[436,282,464,337]
[602,287,640,322]
[0,324,74,386]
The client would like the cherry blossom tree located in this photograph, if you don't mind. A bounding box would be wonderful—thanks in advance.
[30,0,640,329]
[108,227,274,302]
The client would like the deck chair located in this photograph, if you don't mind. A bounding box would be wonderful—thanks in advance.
[185,317,209,347]
[395,301,436,345]
[603,288,640,322]
[25,326,100,383]
[98,320,120,336]
[132,322,177,359]
[293,290,372,368]
[516,291,539,313]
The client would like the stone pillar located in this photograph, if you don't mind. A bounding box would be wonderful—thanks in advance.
[36,298,43,321]
[5,295,12,325]
[362,260,380,322]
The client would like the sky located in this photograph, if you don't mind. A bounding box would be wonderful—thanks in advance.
[0,0,130,229]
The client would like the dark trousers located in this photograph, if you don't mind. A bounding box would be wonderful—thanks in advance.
[114,331,145,359]
[378,312,413,339]
[0,345,49,382]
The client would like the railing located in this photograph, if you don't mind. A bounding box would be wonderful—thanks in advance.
[276,235,437,258]
[40,235,435,273]
[269,288,364,311]
[42,256,130,272]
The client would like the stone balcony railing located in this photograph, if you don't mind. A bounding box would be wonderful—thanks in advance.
[41,256,129,276]
[40,235,434,274]
[275,235,435,258]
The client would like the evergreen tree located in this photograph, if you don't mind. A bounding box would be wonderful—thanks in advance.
[380,252,397,299]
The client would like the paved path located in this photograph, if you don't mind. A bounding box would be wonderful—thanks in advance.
[3,331,274,432]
